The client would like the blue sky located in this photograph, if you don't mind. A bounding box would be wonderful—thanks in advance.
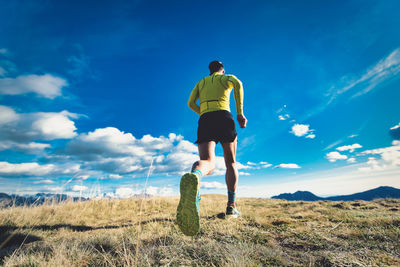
[0,0,400,198]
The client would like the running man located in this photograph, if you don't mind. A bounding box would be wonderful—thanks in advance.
[176,60,247,236]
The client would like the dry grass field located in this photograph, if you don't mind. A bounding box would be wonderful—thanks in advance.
[0,194,399,266]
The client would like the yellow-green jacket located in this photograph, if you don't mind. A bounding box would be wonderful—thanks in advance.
[188,72,243,116]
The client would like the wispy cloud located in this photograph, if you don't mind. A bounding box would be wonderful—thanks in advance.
[390,123,400,130]
[327,48,400,103]
[390,122,400,140]
[305,48,400,120]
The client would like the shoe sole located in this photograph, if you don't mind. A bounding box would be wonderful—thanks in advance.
[176,173,200,236]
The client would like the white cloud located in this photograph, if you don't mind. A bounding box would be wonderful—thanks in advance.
[0,161,80,178]
[326,151,348,162]
[31,111,78,139]
[278,114,290,120]
[358,157,386,172]
[115,187,135,198]
[239,171,250,176]
[0,161,56,176]
[63,127,201,176]
[201,181,226,189]
[261,163,272,168]
[114,186,174,198]
[66,127,150,159]
[390,123,400,130]
[348,134,358,138]
[306,134,315,139]
[45,186,63,192]
[276,163,301,169]
[359,141,400,169]
[233,161,271,172]
[0,74,67,99]
[145,186,174,196]
[0,106,78,142]
[108,174,123,179]
[0,105,19,124]
[175,139,197,153]
[336,143,362,153]
[52,126,266,178]
[291,124,315,138]
[0,141,50,153]
[347,158,356,163]
[71,185,88,191]
[33,179,54,184]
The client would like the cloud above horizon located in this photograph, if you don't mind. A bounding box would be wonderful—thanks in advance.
[336,143,362,153]
[276,163,301,169]
[0,74,67,99]
[326,151,348,162]
[0,105,79,143]
[290,124,315,139]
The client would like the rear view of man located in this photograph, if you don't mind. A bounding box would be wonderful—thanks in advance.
[176,61,247,236]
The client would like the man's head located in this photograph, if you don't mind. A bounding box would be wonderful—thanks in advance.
[209,61,225,75]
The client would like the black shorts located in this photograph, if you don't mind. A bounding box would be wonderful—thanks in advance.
[195,110,237,144]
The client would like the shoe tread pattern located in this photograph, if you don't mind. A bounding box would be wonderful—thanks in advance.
[176,173,200,236]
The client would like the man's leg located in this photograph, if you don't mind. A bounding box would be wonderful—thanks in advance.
[191,141,216,177]
[177,141,216,236]
[221,138,240,218]
[221,138,238,195]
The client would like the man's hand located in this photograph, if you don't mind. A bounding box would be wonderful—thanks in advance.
[237,114,247,128]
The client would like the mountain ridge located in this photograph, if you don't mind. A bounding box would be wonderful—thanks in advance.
[271,186,400,201]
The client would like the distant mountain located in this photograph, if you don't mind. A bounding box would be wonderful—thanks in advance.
[0,193,88,208]
[271,191,323,201]
[271,186,400,201]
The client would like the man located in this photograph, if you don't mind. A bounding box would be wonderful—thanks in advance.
[176,60,247,236]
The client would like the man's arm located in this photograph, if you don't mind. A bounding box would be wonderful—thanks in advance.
[227,75,244,116]
[227,75,247,128]
[187,83,201,115]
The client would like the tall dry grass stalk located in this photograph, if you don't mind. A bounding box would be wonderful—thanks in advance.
[135,157,154,267]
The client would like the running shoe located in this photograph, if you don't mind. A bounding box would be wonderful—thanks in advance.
[176,173,201,236]
[226,205,241,218]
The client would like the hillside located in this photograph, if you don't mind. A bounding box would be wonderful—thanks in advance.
[1,195,399,266]
[272,186,400,201]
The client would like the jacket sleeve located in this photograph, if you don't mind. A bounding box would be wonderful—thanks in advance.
[227,75,244,115]
[188,82,201,115]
